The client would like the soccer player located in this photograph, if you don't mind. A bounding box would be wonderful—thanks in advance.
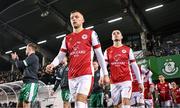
[46,10,109,108]
[143,68,154,108]
[11,43,39,108]
[51,57,70,108]
[101,30,143,108]
[88,60,104,107]
[171,82,180,107]
[155,75,172,107]
[131,65,153,108]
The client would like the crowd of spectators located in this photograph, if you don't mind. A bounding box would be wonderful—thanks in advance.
[0,71,22,84]
[0,67,56,85]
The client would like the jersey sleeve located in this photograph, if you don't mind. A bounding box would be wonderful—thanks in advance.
[59,37,67,53]
[104,50,108,63]
[169,83,172,89]
[141,66,153,78]
[23,55,37,67]
[129,48,142,83]
[100,50,109,77]
[51,37,67,67]
[92,31,108,76]
[149,77,153,84]
[129,48,136,63]
[91,31,101,49]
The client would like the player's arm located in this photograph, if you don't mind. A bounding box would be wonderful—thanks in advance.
[155,84,159,101]
[100,50,109,77]
[15,54,37,69]
[168,83,173,99]
[91,31,109,76]
[141,66,153,78]
[52,66,63,92]
[53,76,61,92]
[46,37,67,72]
[171,88,176,103]
[51,37,67,67]
[129,49,142,84]
[149,77,154,93]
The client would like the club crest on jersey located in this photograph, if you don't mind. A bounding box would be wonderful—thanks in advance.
[82,34,88,39]
[162,59,178,76]
[122,49,126,53]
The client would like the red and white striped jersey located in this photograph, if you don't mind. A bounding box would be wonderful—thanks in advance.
[60,29,101,79]
[104,45,136,84]
[132,65,152,92]
[156,82,172,101]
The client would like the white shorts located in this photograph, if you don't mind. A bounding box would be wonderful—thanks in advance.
[111,81,132,105]
[174,104,180,107]
[144,99,153,108]
[160,100,172,107]
[68,75,93,102]
[131,92,144,106]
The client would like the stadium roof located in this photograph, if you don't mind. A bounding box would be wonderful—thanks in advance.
[0,0,180,70]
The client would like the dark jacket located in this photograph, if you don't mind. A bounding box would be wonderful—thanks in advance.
[15,53,39,83]
[92,70,103,93]
[53,65,69,92]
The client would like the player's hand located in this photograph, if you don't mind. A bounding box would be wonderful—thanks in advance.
[99,75,110,86]
[147,92,152,98]
[138,83,144,93]
[99,77,104,86]
[50,89,55,96]
[155,98,159,104]
[46,64,54,73]
[104,75,110,85]
[150,84,154,92]
[11,52,18,60]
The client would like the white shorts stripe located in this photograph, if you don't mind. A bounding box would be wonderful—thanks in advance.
[28,83,35,102]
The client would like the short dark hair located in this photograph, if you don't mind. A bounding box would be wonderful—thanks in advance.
[27,43,39,51]
[93,59,98,62]
[70,10,84,16]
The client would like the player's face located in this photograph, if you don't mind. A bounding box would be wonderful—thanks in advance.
[171,82,176,88]
[70,12,84,29]
[93,61,99,71]
[158,75,165,81]
[112,30,123,41]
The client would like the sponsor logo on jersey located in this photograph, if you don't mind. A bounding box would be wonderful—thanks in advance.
[162,59,178,76]
[71,42,86,56]
[111,54,125,65]
[114,54,121,62]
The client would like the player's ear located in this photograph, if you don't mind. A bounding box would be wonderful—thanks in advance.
[82,17,85,23]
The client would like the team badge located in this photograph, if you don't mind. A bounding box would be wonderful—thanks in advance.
[82,34,88,39]
[162,59,178,76]
[122,49,126,53]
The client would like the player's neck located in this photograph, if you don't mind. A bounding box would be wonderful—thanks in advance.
[73,26,84,33]
[28,51,35,56]
[94,68,98,71]
[113,41,123,47]
[160,81,165,83]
